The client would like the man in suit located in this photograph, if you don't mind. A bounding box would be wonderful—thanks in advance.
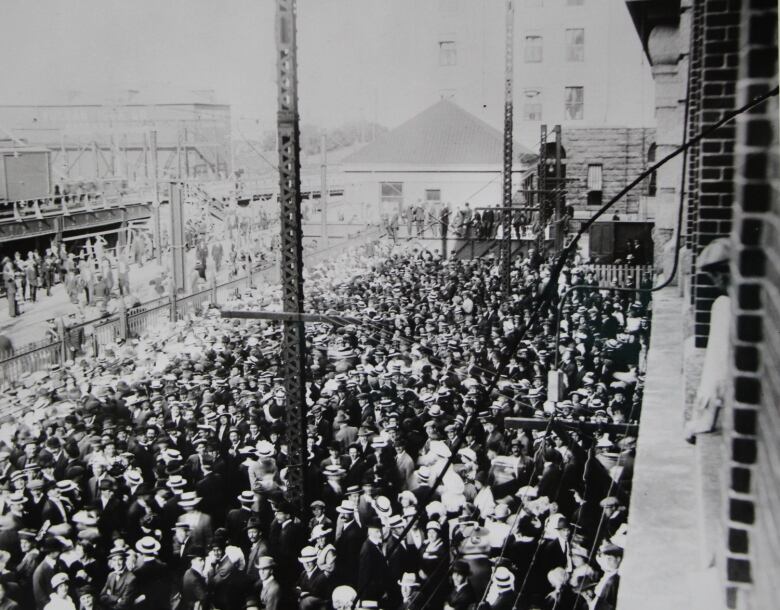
[539,516,573,596]
[195,456,226,527]
[41,486,71,529]
[308,500,334,534]
[99,548,136,609]
[385,514,418,605]
[342,445,365,488]
[334,501,364,588]
[445,560,477,610]
[296,546,331,610]
[178,493,213,549]
[226,491,256,545]
[267,500,305,587]
[257,556,284,610]
[132,537,171,610]
[96,478,125,541]
[206,540,244,610]
[586,543,622,610]
[358,519,390,604]
[23,479,47,531]
[244,518,269,586]
[171,520,197,577]
[32,537,63,609]
[180,547,209,610]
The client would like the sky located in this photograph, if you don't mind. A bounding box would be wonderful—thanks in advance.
[0,0,654,136]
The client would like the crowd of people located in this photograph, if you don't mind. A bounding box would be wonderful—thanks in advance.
[384,201,568,245]
[0,237,648,610]
[1,239,140,320]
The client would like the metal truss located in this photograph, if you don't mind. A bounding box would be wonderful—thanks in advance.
[501,0,515,294]
[275,0,308,510]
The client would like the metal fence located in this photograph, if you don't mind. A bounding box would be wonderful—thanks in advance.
[585,264,654,289]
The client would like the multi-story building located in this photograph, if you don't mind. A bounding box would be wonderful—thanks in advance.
[0,95,232,186]
[428,0,655,150]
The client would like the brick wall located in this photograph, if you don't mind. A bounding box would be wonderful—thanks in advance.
[724,0,778,608]
[561,127,655,216]
[690,0,742,348]
[686,0,704,255]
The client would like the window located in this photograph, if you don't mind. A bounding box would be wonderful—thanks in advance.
[439,41,457,66]
[565,86,584,120]
[587,163,602,206]
[525,36,543,62]
[645,143,658,196]
[381,182,404,208]
[523,89,542,121]
[565,28,585,62]
[425,189,441,204]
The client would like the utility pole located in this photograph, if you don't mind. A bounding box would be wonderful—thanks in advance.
[275,0,308,510]
[501,0,515,294]
[169,182,186,295]
[150,130,162,262]
[537,125,548,253]
[553,125,564,253]
[320,130,328,247]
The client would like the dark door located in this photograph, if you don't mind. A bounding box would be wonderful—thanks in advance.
[589,223,614,262]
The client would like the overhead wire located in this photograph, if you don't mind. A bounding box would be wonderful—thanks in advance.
[407,82,779,610]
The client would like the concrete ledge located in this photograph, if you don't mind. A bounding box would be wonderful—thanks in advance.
[618,287,713,609]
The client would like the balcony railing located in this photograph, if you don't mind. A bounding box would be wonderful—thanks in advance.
[0,190,155,223]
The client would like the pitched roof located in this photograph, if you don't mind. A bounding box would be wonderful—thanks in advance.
[344,100,535,167]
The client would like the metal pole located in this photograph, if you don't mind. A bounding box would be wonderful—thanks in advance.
[150,130,162,263]
[500,0,515,294]
[169,183,186,294]
[537,125,547,253]
[275,0,308,510]
[554,124,563,253]
[320,130,328,248]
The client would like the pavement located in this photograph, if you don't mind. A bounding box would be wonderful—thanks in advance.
[618,286,723,610]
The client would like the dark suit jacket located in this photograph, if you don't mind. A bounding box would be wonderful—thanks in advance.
[358,539,389,602]
[132,558,171,610]
[99,569,136,610]
[335,521,364,587]
[593,573,620,610]
[41,499,70,526]
[181,567,209,610]
[491,590,516,610]
[297,567,331,601]
[447,582,477,610]
[226,506,254,545]
[32,559,59,609]
[268,519,305,578]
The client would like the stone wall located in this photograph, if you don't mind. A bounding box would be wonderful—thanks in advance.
[561,127,656,217]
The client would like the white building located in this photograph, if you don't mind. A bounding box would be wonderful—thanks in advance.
[343,100,534,222]
[426,0,655,150]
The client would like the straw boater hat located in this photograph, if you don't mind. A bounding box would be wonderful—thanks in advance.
[309,524,333,541]
[298,546,318,564]
[135,536,161,556]
[178,491,201,509]
[398,572,420,588]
